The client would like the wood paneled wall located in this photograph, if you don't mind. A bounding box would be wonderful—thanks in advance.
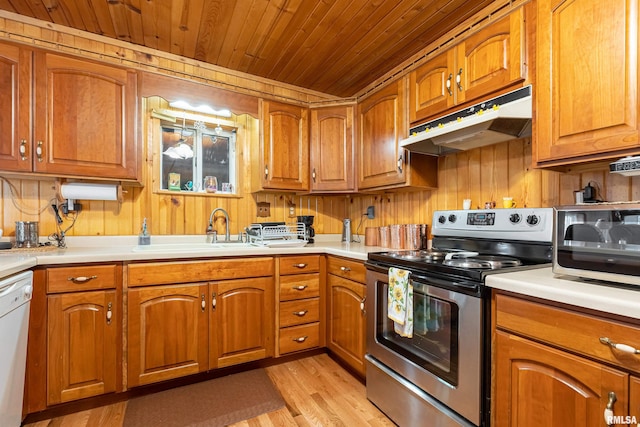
[2,137,636,241]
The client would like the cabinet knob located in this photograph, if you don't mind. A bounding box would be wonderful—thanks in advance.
[201,294,206,312]
[599,336,640,354]
[360,296,366,315]
[397,154,403,173]
[19,139,28,160]
[604,391,617,426]
[293,285,308,291]
[446,73,453,96]
[264,166,269,179]
[212,292,217,310]
[36,141,43,162]
[293,336,308,343]
[67,275,97,283]
[456,68,463,91]
[312,168,316,182]
[293,310,308,317]
[106,302,112,325]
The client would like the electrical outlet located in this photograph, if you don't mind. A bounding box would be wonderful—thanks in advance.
[61,202,82,214]
[257,202,270,217]
[366,205,375,219]
[288,204,296,218]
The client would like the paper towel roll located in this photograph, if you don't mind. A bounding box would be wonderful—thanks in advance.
[58,183,122,202]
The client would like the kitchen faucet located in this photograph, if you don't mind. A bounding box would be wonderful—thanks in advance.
[207,208,230,242]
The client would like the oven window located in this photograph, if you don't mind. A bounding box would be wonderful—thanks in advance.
[376,280,459,386]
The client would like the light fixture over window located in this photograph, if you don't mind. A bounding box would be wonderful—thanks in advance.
[169,100,232,117]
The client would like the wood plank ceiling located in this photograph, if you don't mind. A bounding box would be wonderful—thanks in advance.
[0,0,497,97]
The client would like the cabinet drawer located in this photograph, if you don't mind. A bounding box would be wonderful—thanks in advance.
[279,298,320,327]
[279,322,320,354]
[495,293,640,374]
[279,255,320,275]
[279,274,319,301]
[128,257,274,286]
[327,256,366,283]
[47,264,119,293]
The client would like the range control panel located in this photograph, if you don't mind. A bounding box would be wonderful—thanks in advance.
[432,208,554,242]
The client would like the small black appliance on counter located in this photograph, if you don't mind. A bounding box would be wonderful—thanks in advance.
[297,215,315,243]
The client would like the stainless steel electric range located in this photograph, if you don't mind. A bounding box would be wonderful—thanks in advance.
[365,207,554,427]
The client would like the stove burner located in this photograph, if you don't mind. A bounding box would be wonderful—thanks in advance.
[443,255,522,269]
[387,250,450,261]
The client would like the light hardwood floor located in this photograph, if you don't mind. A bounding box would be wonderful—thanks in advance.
[24,354,395,427]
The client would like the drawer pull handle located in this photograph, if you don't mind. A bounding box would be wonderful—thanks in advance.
[212,292,217,310]
[201,295,206,312]
[599,337,640,354]
[19,139,27,160]
[293,285,308,291]
[360,296,366,315]
[605,391,617,426]
[293,310,308,317]
[68,275,98,283]
[293,336,308,343]
[106,302,112,325]
[293,263,307,268]
[340,266,351,272]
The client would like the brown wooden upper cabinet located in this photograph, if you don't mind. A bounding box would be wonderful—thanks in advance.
[310,105,356,192]
[409,8,526,125]
[0,43,32,173]
[358,79,437,191]
[34,52,140,181]
[259,100,309,191]
[0,43,140,181]
[534,0,640,167]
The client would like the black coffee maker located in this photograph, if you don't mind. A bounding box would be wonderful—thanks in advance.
[297,215,315,243]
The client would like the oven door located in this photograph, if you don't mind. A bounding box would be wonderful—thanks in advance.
[366,268,483,426]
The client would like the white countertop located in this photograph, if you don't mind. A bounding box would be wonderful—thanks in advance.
[486,267,640,320]
[0,234,384,279]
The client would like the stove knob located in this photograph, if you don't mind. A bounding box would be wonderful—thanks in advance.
[438,215,446,224]
[526,215,539,226]
[509,213,521,224]
[448,214,457,223]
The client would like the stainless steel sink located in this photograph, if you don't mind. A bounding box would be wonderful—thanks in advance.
[132,242,251,252]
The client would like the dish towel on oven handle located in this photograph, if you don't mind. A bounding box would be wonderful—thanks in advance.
[388,267,413,338]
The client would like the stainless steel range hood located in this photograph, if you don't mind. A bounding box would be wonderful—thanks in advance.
[400,85,532,155]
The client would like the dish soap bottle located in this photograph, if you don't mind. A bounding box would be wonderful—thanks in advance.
[138,218,151,245]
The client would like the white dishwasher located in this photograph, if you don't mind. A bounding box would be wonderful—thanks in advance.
[0,270,33,427]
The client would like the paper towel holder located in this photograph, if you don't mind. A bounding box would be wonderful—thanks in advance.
[55,181,124,211]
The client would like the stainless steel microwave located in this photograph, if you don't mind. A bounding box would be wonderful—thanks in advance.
[553,203,640,286]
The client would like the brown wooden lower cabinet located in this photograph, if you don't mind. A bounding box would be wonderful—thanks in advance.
[326,256,367,376]
[127,283,209,387]
[47,289,119,405]
[277,255,323,356]
[210,277,274,368]
[494,291,640,426]
[128,277,275,386]
[494,331,628,426]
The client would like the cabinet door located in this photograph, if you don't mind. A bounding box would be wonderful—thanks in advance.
[327,274,366,376]
[310,105,355,192]
[128,283,208,387]
[0,43,32,172]
[210,277,274,368]
[409,49,456,124]
[535,0,640,165]
[358,79,407,189]
[457,8,525,105]
[261,100,309,191]
[47,290,118,405]
[33,52,139,180]
[494,331,628,427]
